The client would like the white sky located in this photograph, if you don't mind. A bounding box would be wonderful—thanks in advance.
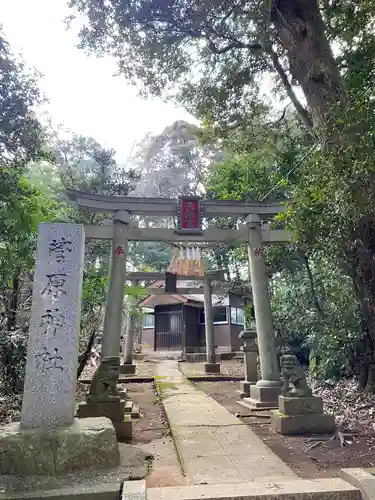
[1,0,195,162]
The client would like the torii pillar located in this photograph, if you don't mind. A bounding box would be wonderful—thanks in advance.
[203,273,220,374]
[242,214,281,409]
[101,210,130,367]
[121,279,138,375]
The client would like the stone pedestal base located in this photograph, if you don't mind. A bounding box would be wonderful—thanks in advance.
[0,417,119,475]
[271,410,335,435]
[271,395,336,435]
[120,363,136,375]
[204,362,221,374]
[114,414,133,440]
[279,395,323,415]
[77,399,139,441]
[125,400,140,418]
[240,384,280,409]
[238,381,256,398]
[78,400,125,421]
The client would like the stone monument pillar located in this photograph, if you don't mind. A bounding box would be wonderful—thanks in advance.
[21,223,85,429]
[203,273,220,374]
[243,214,281,409]
[238,328,258,398]
[0,223,119,475]
[121,279,137,375]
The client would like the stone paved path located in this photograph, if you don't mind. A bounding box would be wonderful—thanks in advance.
[155,360,296,485]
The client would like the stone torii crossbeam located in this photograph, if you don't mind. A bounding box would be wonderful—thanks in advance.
[68,190,294,408]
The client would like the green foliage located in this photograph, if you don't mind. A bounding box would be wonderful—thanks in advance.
[66,0,291,130]
[80,271,108,341]
[4,0,375,393]
[129,242,173,272]
[272,258,362,379]
[201,101,372,380]
[0,170,60,332]
[0,33,49,168]
[82,272,108,316]
[0,329,27,394]
[49,129,139,196]
[205,150,285,202]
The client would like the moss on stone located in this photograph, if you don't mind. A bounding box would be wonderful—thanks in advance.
[156,381,178,392]
[0,418,119,475]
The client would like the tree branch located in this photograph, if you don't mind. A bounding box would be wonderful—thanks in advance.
[268,47,314,133]
[208,39,262,54]
[301,253,324,317]
[265,103,292,127]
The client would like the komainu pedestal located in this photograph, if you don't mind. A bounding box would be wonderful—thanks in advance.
[271,354,335,435]
[77,357,139,441]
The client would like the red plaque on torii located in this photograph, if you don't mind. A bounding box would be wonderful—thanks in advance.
[177,196,203,234]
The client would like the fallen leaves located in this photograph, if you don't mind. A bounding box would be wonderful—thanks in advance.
[309,376,375,434]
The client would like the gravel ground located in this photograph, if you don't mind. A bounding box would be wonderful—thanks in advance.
[179,359,245,377]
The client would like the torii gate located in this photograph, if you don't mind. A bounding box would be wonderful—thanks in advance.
[122,247,226,373]
[68,190,293,408]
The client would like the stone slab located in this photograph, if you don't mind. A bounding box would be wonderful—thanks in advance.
[0,482,121,499]
[239,381,253,398]
[182,454,243,484]
[147,478,361,500]
[114,415,133,441]
[21,223,85,429]
[172,426,225,459]
[172,423,294,481]
[158,360,295,485]
[0,417,119,475]
[77,400,125,422]
[238,399,278,410]
[124,401,133,413]
[121,480,146,500]
[249,385,280,405]
[340,468,375,500]
[120,364,136,375]
[279,395,323,415]
[271,410,336,435]
[131,404,140,419]
[204,363,221,374]
[0,443,150,496]
[162,393,243,427]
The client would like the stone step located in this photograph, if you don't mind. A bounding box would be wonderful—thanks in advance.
[146,477,361,500]
[123,400,140,419]
[124,400,133,413]
[122,479,146,499]
[0,480,125,499]
[131,403,140,419]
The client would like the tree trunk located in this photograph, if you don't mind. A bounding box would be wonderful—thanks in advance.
[270,1,375,392]
[213,248,223,270]
[7,272,20,331]
[301,253,323,317]
[366,364,375,394]
[77,328,96,379]
[271,0,347,129]
[358,361,369,390]
[348,216,375,390]
[358,334,372,390]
